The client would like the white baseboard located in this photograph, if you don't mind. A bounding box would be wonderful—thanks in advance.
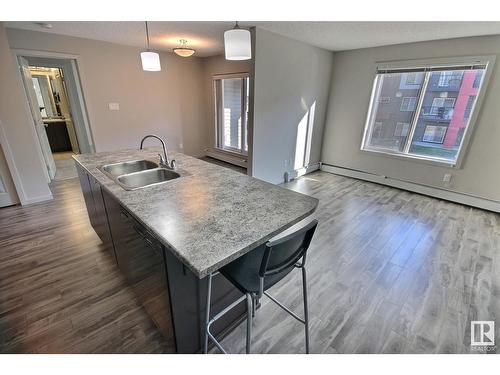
[205,148,248,168]
[292,162,321,180]
[321,164,500,213]
[22,193,53,206]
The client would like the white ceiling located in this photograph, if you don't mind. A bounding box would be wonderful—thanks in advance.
[6,21,500,57]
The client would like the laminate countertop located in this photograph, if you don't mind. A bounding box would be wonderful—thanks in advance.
[73,148,318,278]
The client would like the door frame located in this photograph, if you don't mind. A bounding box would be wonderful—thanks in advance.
[0,121,20,206]
[11,49,96,181]
[18,55,57,181]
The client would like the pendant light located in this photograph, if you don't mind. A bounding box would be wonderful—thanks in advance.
[224,22,251,61]
[140,21,161,71]
[173,39,196,57]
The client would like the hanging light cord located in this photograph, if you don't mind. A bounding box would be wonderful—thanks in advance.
[145,21,150,51]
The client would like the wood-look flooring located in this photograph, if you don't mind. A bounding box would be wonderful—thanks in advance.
[0,178,169,353]
[1,171,499,353]
[218,172,500,354]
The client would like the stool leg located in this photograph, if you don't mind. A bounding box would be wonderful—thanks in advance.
[246,293,253,354]
[204,273,213,354]
[302,267,310,354]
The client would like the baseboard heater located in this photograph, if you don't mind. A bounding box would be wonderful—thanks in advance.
[321,163,500,214]
[205,148,247,168]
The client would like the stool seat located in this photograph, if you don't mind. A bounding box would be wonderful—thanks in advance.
[204,219,318,354]
[220,244,293,294]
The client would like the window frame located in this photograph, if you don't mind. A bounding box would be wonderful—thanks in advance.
[400,96,417,111]
[213,72,250,155]
[360,55,495,168]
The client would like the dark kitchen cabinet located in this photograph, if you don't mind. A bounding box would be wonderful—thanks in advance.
[77,170,247,353]
[103,190,176,352]
[76,163,97,228]
[76,163,116,263]
[164,251,246,354]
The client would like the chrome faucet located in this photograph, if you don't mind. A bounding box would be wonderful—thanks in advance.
[140,134,176,170]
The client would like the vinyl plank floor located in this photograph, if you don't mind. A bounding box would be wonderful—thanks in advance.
[1,171,499,353]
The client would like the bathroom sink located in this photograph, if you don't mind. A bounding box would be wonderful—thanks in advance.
[117,168,180,190]
[101,159,158,176]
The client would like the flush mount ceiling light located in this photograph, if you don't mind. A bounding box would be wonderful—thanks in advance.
[224,22,251,61]
[140,21,161,71]
[173,39,196,58]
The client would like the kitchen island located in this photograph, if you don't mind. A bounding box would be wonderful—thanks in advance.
[73,148,318,353]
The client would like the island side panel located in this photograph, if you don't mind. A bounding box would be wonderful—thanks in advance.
[164,250,246,353]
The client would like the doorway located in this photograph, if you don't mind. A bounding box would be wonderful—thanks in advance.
[17,54,94,182]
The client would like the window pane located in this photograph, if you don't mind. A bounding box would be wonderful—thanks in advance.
[362,65,486,164]
[222,78,243,150]
[408,69,484,161]
[366,72,424,152]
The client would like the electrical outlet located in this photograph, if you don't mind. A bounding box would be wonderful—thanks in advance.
[108,102,120,111]
[443,173,452,184]
[179,143,183,149]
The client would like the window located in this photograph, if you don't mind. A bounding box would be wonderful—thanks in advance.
[405,73,420,85]
[473,71,483,88]
[464,95,476,120]
[214,74,249,154]
[394,122,410,137]
[400,97,417,111]
[362,59,489,164]
[438,71,463,87]
[422,125,447,143]
[426,97,455,119]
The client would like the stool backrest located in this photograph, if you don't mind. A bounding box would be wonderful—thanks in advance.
[259,219,318,278]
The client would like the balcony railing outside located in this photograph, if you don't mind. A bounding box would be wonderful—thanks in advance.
[421,106,454,121]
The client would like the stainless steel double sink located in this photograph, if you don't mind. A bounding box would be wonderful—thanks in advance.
[100,160,180,190]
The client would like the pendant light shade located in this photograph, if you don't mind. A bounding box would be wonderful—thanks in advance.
[224,22,251,61]
[141,21,161,71]
[141,51,161,71]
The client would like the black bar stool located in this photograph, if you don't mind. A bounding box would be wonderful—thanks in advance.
[204,219,318,354]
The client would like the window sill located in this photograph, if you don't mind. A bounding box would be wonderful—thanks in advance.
[360,148,460,168]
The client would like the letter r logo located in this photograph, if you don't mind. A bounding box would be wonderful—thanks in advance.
[471,321,495,346]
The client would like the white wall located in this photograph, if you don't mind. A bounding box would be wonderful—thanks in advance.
[252,28,333,184]
[6,28,207,157]
[322,34,500,202]
[0,23,52,204]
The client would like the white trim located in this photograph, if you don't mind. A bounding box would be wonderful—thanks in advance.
[205,148,248,168]
[22,193,54,205]
[11,52,52,183]
[321,164,500,213]
[292,162,321,180]
[212,72,249,80]
[0,121,29,205]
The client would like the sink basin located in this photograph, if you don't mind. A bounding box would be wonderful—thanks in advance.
[117,168,180,190]
[101,160,158,176]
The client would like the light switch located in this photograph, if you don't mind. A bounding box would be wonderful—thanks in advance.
[108,102,120,111]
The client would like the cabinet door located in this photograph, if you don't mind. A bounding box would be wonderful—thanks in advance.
[76,164,97,228]
[88,176,115,261]
[103,190,175,351]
